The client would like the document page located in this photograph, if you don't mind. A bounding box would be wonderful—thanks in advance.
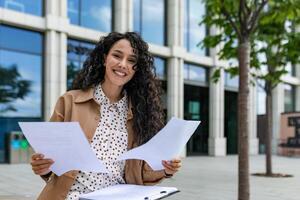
[118,117,200,170]
[79,184,179,200]
[19,122,108,175]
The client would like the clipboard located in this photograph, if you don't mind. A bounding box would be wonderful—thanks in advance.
[79,184,180,200]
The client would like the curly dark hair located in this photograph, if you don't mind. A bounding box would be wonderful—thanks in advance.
[72,32,165,145]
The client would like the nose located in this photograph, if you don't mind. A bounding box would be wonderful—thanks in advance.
[119,58,127,69]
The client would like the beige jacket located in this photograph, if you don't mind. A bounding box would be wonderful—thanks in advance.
[37,88,166,200]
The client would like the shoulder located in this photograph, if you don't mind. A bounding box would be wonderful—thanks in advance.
[60,88,94,103]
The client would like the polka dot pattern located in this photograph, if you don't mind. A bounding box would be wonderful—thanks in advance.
[65,84,128,200]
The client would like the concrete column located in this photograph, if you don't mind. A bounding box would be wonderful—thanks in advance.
[249,83,259,155]
[45,0,66,17]
[167,58,184,120]
[59,0,67,18]
[114,0,131,32]
[44,31,67,120]
[208,24,226,156]
[272,83,284,153]
[208,67,226,156]
[167,0,181,46]
[166,0,184,156]
[44,0,67,120]
[167,0,184,120]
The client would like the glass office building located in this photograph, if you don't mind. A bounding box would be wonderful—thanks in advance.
[0,0,299,162]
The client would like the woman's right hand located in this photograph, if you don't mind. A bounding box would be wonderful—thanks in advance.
[30,153,54,176]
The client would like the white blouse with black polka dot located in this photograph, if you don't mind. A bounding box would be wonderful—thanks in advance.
[65,84,128,200]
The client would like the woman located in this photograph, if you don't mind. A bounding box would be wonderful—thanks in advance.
[30,32,181,200]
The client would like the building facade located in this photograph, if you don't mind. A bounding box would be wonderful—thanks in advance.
[0,0,299,162]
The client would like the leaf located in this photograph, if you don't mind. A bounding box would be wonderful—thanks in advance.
[211,68,221,83]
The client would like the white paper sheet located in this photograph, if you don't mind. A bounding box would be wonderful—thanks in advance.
[79,184,179,200]
[117,117,200,170]
[18,122,108,176]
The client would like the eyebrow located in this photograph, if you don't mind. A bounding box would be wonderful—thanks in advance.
[113,49,137,59]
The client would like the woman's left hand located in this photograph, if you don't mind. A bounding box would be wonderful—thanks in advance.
[162,158,182,176]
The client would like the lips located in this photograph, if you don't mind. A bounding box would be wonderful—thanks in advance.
[113,69,127,77]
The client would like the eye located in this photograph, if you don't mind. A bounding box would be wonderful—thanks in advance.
[113,54,121,58]
[128,59,136,64]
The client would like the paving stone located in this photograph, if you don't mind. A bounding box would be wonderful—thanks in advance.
[0,155,299,200]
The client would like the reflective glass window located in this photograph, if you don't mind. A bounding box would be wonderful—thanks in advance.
[0,51,42,117]
[154,57,166,79]
[184,0,206,55]
[224,72,239,88]
[67,0,112,32]
[67,39,95,90]
[256,79,266,115]
[284,83,295,112]
[134,0,166,45]
[286,63,296,77]
[0,25,42,54]
[184,63,207,82]
[68,0,80,25]
[0,25,43,162]
[0,0,43,16]
[184,84,209,154]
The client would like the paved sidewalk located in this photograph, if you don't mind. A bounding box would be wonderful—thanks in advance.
[0,155,299,200]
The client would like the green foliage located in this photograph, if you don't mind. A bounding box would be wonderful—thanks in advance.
[201,0,300,91]
[0,64,31,112]
[211,68,221,83]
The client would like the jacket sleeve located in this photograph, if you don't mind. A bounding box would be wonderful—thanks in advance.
[141,161,167,185]
[49,96,65,122]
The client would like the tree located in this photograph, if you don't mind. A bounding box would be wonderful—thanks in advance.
[0,64,31,113]
[201,1,268,199]
[252,0,300,176]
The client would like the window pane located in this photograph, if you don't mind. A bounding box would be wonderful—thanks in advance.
[133,0,141,33]
[256,79,266,115]
[0,50,42,117]
[184,63,189,79]
[80,42,95,62]
[67,0,80,25]
[0,0,43,16]
[67,0,112,32]
[284,84,295,112]
[185,0,206,55]
[0,25,42,54]
[286,63,296,77]
[0,26,43,163]
[81,0,112,32]
[225,72,239,88]
[189,64,207,82]
[67,39,95,90]
[184,64,208,82]
[134,0,165,45]
[154,57,166,79]
[184,63,207,82]
[67,39,81,61]
[184,84,209,154]
[67,60,80,90]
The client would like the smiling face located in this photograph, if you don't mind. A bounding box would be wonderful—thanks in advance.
[103,39,137,88]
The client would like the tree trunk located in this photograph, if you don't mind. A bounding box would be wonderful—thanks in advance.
[265,89,273,175]
[237,38,250,200]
